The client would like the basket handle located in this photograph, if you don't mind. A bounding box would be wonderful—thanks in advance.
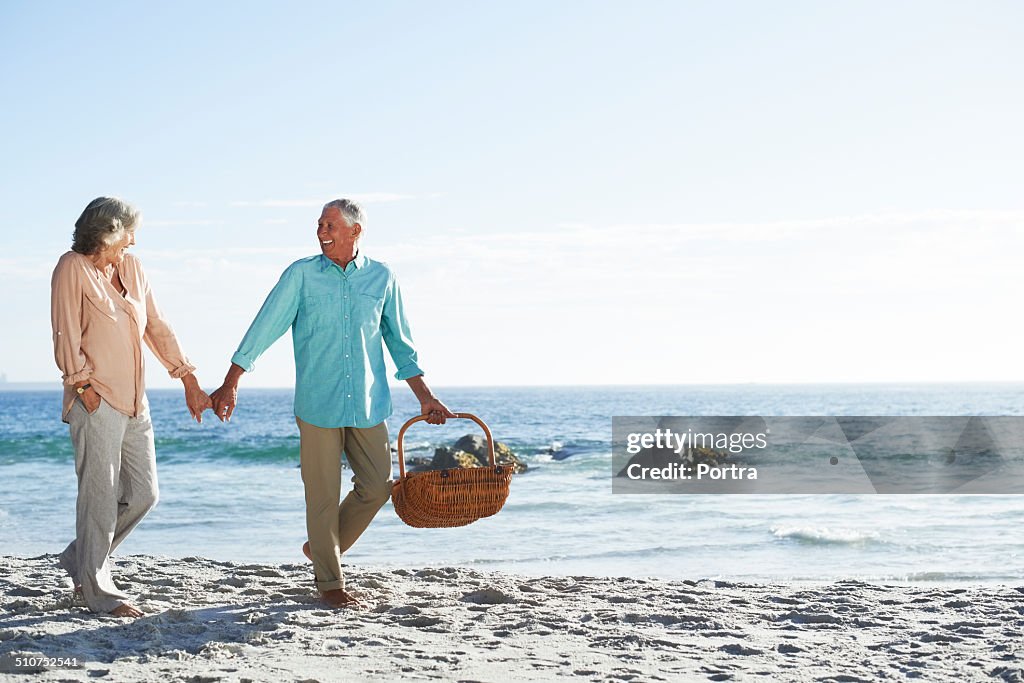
[396,412,496,479]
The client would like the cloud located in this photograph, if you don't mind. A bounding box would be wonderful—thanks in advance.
[230,199,321,208]
[135,246,311,261]
[0,258,54,280]
[12,208,1022,385]
[370,208,1024,307]
[230,192,442,208]
[145,219,225,227]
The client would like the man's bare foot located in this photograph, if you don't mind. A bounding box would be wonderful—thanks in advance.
[302,541,312,561]
[320,588,364,609]
[109,603,143,618]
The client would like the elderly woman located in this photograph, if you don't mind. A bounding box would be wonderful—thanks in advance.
[50,196,210,618]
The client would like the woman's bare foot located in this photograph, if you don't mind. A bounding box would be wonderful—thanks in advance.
[109,603,143,618]
[320,588,364,609]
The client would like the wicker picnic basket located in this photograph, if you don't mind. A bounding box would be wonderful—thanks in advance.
[391,412,513,528]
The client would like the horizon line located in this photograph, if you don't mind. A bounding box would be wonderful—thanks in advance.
[4,380,1024,390]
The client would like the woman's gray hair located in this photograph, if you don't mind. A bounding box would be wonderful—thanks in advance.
[323,198,365,228]
[72,197,140,255]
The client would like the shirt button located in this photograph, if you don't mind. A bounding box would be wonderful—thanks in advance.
[347,394,352,398]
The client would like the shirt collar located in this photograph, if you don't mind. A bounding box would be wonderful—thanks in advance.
[319,250,366,273]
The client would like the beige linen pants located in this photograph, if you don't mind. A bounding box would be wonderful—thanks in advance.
[59,398,158,613]
[296,417,392,591]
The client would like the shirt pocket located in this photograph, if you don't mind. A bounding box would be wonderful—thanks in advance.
[352,285,385,331]
[297,294,340,334]
[83,290,119,325]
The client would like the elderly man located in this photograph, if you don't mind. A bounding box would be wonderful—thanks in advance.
[210,198,453,608]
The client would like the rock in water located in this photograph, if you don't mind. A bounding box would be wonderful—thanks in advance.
[416,436,528,474]
[453,434,527,473]
[429,447,483,470]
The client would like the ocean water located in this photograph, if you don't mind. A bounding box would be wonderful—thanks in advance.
[1,385,1023,585]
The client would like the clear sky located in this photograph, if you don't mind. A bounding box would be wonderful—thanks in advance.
[1,1,1021,387]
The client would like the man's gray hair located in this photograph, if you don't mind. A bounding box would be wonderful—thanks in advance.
[323,198,365,227]
[71,197,140,256]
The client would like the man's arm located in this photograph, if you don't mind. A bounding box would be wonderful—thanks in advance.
[380,275,455,425]
[380,276,424,382]
[210,266,301,422]
[210,362,245,421]
[405,374,455,425]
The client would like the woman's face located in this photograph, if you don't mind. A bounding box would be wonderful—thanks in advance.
[100,229,136,266]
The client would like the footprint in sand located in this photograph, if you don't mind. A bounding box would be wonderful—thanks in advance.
[460,588,515,605]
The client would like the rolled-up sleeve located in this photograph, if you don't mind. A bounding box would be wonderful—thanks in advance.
[51,259,92,386]
[381,275,424,380]
[137,261,196,378]
[231,265,301,372]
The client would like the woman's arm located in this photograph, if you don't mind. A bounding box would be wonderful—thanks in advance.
[51,259,102,413]
[134,258,210,422]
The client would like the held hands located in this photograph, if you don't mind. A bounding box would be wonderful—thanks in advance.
[183,380,213,424]
[210,382,238,422]
[211,363,245,423]
[420,396,456,425]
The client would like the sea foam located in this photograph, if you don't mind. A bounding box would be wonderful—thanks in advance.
[771,525,881,545]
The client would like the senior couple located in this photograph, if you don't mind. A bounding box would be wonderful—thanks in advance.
[51,196,452,617]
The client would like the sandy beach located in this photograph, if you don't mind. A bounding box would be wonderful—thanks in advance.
[0,555,1021,682]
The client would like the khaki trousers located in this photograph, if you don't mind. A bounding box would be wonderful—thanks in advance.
[296,417,392,591]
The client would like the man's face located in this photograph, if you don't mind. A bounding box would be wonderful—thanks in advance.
[317,207,360,262]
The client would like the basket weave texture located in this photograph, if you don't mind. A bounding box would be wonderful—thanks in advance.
[391,413,513,528]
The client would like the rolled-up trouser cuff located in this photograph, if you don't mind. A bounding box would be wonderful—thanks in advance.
[316,578,345,592]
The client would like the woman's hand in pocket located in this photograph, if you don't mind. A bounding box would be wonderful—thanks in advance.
[80,386,101,414]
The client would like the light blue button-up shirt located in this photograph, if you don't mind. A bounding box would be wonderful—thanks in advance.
[230,252,424,428]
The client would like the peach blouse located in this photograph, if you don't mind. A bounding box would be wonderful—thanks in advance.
[50,251,195,421]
